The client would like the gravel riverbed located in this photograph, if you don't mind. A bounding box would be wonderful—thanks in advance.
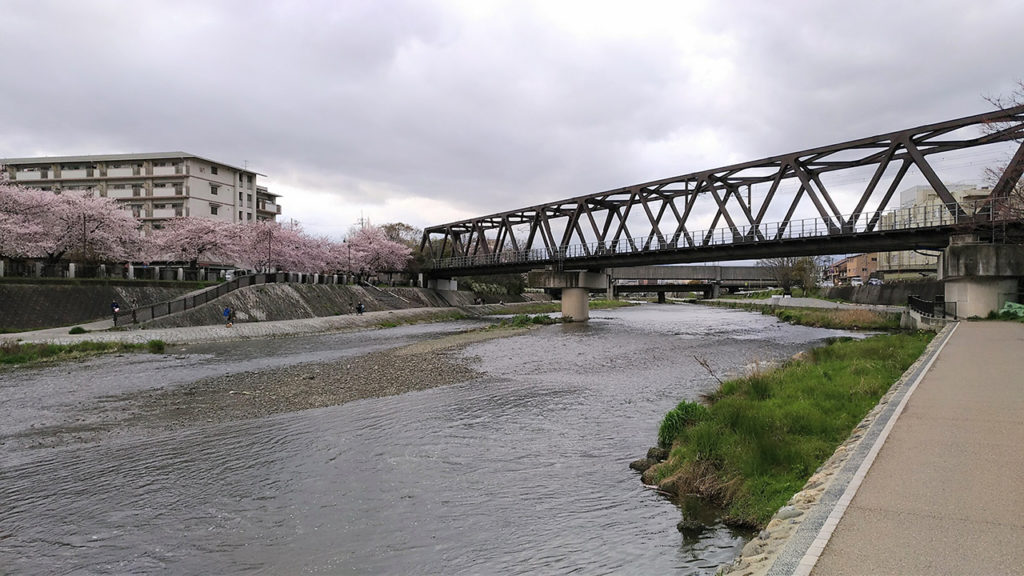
[8,326,530,450]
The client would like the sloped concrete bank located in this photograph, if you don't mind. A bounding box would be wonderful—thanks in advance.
[0,283,195,331]
[140,284,549,329]
[0,281,551,332]
[819,280,940,306]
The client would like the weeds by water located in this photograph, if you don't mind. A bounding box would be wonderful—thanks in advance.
[490,314,560,329]
[501,299,636,315]
[646,331,933,528]
[709,301,901,330]
[0,339,167,365]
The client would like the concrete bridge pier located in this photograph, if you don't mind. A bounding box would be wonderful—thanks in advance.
[425,277,458,291]
[528,270,609,321]
[941,235,1024,318]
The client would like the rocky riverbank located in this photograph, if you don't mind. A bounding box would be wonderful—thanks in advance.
[7,325,532,451]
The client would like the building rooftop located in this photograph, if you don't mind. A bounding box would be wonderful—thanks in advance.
[0,151,265,176]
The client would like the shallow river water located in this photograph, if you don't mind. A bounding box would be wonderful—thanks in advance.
[0,304,853,575]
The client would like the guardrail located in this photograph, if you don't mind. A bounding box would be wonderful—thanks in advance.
[908,294,957,320]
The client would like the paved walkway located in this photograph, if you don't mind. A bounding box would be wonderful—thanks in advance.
[800,322,1024,575]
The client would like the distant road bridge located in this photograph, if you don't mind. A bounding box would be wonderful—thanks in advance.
[420,105,1024,277]
[607,265,774,288]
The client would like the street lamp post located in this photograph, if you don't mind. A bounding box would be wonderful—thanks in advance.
[344,239,351,284]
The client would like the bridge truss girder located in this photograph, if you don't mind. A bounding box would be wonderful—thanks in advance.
[422,105,1024,274]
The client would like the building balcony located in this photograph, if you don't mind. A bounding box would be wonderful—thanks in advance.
[257,203,281,214]
[152,165,184,176]
[106,167,138,177]
[60,169,94,179]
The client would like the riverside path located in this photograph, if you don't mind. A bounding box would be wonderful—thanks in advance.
[801,321,1024,575]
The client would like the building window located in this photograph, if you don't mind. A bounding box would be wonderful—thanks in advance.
[210,184,219,195]
[211,165,219,175]
[247,194,252,202]
[247,213,253,221]
[174,183,183,195]
[238,210,243,220]
[132,187,141,197]
[210,204,219,215]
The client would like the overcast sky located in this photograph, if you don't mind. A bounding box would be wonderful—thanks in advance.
[2,0,1023,240]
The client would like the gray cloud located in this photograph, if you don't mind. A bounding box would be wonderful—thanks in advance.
[2,0,1023,231]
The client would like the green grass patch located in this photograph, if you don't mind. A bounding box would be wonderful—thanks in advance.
[647,331,933,528]
[499,299,636,315]
[709,301,901,331]
[0,338,170,365]
[490,314,560,329]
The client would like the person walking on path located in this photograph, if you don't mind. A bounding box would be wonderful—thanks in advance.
[111,300,120,326]
[356,302,365,315]
[223,306,233,327]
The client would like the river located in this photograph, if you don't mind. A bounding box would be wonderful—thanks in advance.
[0,304,854,575]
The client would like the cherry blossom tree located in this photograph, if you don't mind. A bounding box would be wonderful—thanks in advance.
[235,220,325,272]
[145,217,247,267]
[0,175,141,263]
[0,177,51,258]
[344,224,412,278]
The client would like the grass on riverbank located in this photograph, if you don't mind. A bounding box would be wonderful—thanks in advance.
[645,331,933,528]
[501,299,636,315]
[0,339,167,365]
[709,301,901,331]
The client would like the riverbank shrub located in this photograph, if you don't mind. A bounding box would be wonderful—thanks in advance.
[646,331,933,528]
[0,340,153,365]
[503,299,636,315]
[709,301,901,331]
[657,400,710,448]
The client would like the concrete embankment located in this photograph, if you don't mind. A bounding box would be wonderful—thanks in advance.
[819,280,940,306]
[0,282,196,331]
[1,280,551,334]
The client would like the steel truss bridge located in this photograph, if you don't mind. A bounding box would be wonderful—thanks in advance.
[420,105,1024,276]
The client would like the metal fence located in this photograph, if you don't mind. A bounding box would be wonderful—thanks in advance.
[908,294,957,319]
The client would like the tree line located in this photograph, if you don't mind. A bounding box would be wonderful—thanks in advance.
[0,172,414,277]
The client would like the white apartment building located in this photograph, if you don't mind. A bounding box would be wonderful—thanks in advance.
[1,152,281,233]
[876,183,991,279]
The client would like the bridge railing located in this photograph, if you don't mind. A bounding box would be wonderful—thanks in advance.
[430,199,1011,270]
[908,294,957,320]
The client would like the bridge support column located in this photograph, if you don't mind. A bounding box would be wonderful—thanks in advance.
[528,270,609,321]
[941,235,1024,318]
[427,277,458,291]
[657,292,666,304]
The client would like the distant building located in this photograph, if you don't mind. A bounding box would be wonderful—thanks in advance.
[827,253,879,285]
[1,152,281,234]
[875,184,990,280]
